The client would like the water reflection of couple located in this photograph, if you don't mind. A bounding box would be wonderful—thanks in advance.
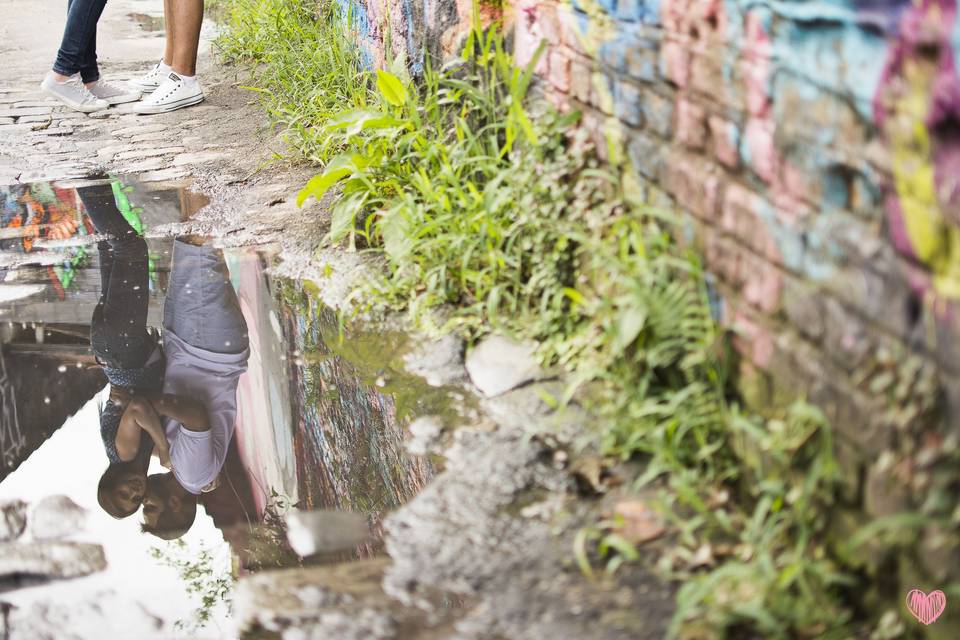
[79,182,249,539]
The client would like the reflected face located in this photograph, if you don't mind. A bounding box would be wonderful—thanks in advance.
[141,487,165,528]
[112,472,146,515]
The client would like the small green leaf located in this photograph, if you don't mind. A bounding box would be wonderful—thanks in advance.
[511,103,538,145]
[326,109,407,135]
[612,305,647,352]
[381,205,414,261]
[376,70,408,107]
[296,156,355,206]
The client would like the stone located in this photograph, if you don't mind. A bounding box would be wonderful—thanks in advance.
[18,115,51,124]
[0,107,51,118]
[662,151,722,221]
[674,97,706,150]
[285,510,370,557]
[6,591,163,640]
[708,115,740,169]
[465,335,543,397]
[627,131,664,180]
[0,117,13,125]
[96,144,131,161]
[383,426,673,639]
[114,157,167,173]
[0,123,36,135]
[110,123,167,137]
[547,51,571,94]
[0,500,27,541]
[112,146,184,162]
[127,131,169,143]
[30,495,87,540]
[402,333,466,387]
[570,59,592,104]
[405,415,444,456]
[0,542,106,581]
[641,90,674,138]
[133,167,191,182]
[170,150,229,166]
[614,79,644,128]
[234,557,425,636]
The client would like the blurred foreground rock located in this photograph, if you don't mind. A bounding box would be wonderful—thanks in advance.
[235,557,454,639]
[6,590,164,640]
[30,495,87,540]
[0,502,27,542]
[403,334,467,388]
[0,542,106,582]
[465,335,544,397]
[285,510,370,557]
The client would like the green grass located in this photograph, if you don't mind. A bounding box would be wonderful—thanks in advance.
[215,0,369,162]
[211,1,934,637]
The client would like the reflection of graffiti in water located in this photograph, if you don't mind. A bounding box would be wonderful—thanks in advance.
[0,349,25,469]
[1,180,160,300]
[1,182,94,300]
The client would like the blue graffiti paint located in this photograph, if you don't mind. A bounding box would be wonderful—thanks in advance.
[402,0,425,75]
[953,4,960,77]
[772,4,889,120]
[336,0,375,69]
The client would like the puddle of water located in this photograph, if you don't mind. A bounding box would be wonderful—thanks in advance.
[0,175,460,636]
[128,12,165,32]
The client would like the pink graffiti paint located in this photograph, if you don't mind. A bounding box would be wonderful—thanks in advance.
[905,589,946,625]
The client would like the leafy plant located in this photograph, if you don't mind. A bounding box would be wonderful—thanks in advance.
[149,539,234,632]
[217,1,869,638]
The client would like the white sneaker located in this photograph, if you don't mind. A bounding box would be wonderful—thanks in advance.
[88,79,141,105]
[129,61,168,93]
[40,72,109,113]
[129,73,204,115]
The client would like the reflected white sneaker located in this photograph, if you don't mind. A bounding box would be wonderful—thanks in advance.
[40,72,109,113]
[129,61,170,93]
[88,79,141,105]
[129,72,204,114]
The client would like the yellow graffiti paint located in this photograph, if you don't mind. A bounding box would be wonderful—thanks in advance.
[887,56,960,300]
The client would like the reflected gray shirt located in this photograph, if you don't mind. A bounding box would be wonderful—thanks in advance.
[161,329,249,494]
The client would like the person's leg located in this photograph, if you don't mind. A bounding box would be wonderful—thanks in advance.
[53,0,108,81]
[130,0,204,113]
[81,184,153,369]
[163,0,175,68]
[164,239,249,354]
[169,0,203,76]
[79,6,100,85]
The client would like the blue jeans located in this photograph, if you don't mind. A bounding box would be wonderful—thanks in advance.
[52,0,108,83]
[164,240,250,356]
[80,183,155,369]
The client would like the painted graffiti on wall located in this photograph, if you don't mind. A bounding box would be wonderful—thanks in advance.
[336,0,496,74]
[873,0,960,307]
[510,0,960,343]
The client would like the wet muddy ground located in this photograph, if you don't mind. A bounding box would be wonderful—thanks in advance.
[0,3,677,638]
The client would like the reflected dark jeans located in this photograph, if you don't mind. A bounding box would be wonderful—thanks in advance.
[52,0,108,83]
[165,240,250,355]
[78,184,154,369]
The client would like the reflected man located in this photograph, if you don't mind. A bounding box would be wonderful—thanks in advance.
[140,237,250,539]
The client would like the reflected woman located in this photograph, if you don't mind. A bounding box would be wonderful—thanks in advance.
[77,182,167,519]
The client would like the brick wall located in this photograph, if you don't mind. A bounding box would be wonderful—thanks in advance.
[342,0,960,629]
